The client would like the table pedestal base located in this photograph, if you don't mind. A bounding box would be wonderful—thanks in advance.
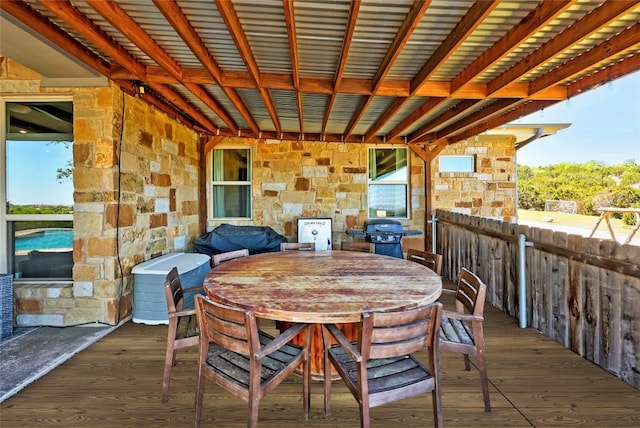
[278,322,358,381]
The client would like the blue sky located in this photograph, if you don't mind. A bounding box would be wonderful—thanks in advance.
[7,140,73,206]
[515,71,640,167]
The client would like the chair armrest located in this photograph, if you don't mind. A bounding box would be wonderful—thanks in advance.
[256,323,310,358]
[182,285,203,294]
[168,308,196,318]
[442,309,483,323]
[322,324,361,362]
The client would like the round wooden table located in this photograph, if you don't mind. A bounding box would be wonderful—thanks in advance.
[204,250,442,378]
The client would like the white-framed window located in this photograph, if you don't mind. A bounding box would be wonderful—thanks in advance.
[439,155,475,173]
[211,147,252,219]
[368,147,409,219]
[1,98,74,280]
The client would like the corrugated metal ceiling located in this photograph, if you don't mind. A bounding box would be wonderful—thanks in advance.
[2,0,639,152]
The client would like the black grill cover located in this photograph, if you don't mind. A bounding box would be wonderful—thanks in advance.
[194,224,287,256]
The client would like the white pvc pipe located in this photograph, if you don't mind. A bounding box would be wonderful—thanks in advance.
[431,214,437,252]
[518,234,533,328]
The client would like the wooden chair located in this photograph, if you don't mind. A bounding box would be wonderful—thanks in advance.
[193,295,312,428]
[439,267,491,411]
[322,302,443,428]
[406,249,443,276]
[161,267,200,402]
[211,248,249,266]
[280,242,315,251]
[340,241,375,253]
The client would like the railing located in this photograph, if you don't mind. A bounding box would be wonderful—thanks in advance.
[436,209,640,390]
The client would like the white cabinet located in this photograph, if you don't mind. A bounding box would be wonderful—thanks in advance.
[297,218,332,250]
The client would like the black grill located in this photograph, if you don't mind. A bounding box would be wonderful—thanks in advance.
[346,219,421,258]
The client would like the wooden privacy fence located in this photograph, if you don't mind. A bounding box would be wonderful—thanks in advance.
[436,210,640,390]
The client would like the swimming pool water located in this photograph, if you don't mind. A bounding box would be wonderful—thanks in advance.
[15,229,73,251]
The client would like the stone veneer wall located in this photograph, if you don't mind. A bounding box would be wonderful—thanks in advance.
[433,135,517,222]
[206,137,429,250]
[2,57,201,326]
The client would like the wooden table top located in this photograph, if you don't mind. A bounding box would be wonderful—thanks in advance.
[204,250,442,324]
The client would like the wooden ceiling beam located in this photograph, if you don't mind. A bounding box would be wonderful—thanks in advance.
[411,0,498,95]
[87,0,237,133]
[215,0,281,135]
[434,98,523,141]
[408,99,483,143]
[344,0,428,139]
[283,0,304,135]
[1,0,111,76]
[322,0,360,135]
[146,82,218,134]
[153,0,258,136]
[87,0,181,79]
[450,0,575,95]
[129,68,566,100]
[36,0,144,78]
[530,21,640,96]
[366,0,496,144]
[488,0,638,96]
[441,99,559,148]
[567,53,640,98]
[385,97,448,142]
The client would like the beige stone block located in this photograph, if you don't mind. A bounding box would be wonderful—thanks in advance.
[65,307,104,325]
[44,298,75,309]
[281,190,316,204]
[74,263,101,281]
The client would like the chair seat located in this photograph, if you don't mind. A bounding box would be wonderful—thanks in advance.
[205,331,305,388]
[175,313,198,341]
[440,316,474,346]
[328,346,435,406]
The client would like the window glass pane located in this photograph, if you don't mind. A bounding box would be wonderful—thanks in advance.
[4,101,74,279]
[439,155,475,172]
[213,148,250,181]
[369,148,407,182]
[6,140,74,213]
[368,184,407,218]
[12,221,73,279]
[212,185,251,218]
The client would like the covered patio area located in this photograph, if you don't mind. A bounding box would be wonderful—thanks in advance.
[2,295,638,427]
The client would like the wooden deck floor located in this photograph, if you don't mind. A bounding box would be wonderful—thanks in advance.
[2,298,639,427]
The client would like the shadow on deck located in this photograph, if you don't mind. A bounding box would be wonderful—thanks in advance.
[2,294,639,427]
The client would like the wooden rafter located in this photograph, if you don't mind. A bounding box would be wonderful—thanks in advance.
[488,1,638,96]
[408,99,483,143]
[86,0,236,133]
[434,98,523,141]
[153,0,258,136]
[283,0,304,135]
[322,0,360,136]
[450,0,576,95]
[1,0,111,76]
[3,0,638,145]
[567,53,640,98]
[529,22,640,96]
[343,0,429,138]
[215,0,281,135]
[365,0,497,143]
[439,99,560,152]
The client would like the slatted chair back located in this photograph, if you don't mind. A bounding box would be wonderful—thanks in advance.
[340,241,375,253]
[211,248,249,266]
[193,295,312,428]
[322,302,443,428]
[161,267,199,402]
[439,267,490,411]
[406,249,443,276]
[280,242,315,251]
